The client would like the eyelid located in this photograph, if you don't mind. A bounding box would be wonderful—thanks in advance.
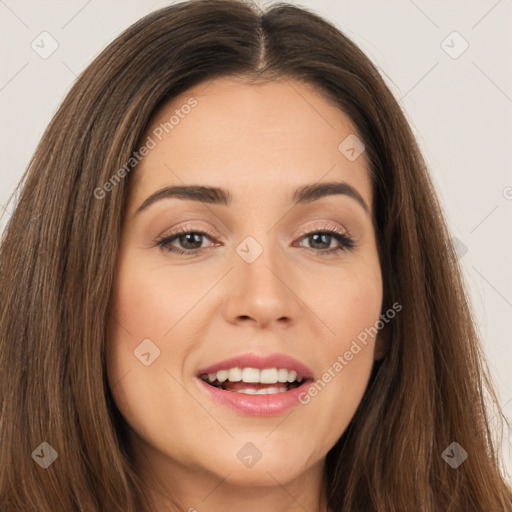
[157,221,350,244]
[155,220,355,256]
[157,222,219,241]
[295,221,351,239]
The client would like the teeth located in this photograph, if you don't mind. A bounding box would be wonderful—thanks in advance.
[241,367,260,383]
[237,388,257,394]
[227,367,242,382]
[234,385,288,395]
[287,370,297,383]
[216,370,228,382]
[277,369,288,382]
[203,367,304,384]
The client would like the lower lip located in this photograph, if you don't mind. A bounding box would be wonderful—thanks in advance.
[196,378,312,416]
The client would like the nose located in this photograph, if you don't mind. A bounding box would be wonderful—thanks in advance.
[223,242,301,329]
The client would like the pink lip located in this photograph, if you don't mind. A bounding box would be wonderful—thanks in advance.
[196,352,314,416]
[196,378,313,416]
[197,352,314,379]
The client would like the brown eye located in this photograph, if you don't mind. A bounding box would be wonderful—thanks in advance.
[295,228,354,255]
[156,228,217,255]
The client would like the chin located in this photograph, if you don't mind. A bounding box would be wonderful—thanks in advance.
[198,448,315,486]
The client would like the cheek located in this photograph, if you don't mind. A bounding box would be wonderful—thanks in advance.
[105,252,185,412]
[325,265,382,379]
[108,251,208,343]
[105,252,201,407]
[294,260,382,441]
[308,256,383,350]
[105,255,209,460]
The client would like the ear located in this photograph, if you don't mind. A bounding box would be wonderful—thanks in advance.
[374,323,391,361]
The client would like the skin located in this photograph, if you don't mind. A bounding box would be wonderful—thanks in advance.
[106,76,386,512]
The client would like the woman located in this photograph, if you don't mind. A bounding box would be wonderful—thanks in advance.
[0,0,510,510]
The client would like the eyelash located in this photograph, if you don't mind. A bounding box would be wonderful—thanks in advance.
[155,223,354,257]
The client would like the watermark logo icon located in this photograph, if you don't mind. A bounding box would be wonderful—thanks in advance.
[450,236,468,260]
[134,338,161,366]
[441,31,469,59]
[442,442,468,468]
[236,236,263,264]
[236,442,262,468]
[338,134,365,161]
[31,31,59,59]
[32,442,58,468]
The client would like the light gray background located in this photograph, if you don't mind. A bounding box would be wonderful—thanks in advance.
[1,0,511,481]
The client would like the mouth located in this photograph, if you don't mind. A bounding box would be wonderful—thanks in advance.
[195,352,314,415]
[199,367,308,394]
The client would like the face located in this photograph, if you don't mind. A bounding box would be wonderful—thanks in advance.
[106,77,384,499]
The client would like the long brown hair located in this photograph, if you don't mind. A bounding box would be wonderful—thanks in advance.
[1,1,510,510]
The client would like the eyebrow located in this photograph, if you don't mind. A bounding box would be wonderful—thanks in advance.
[135,181,369,215]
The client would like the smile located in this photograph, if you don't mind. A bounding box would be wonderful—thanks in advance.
[196,353,314,416]
[199,367,305,394]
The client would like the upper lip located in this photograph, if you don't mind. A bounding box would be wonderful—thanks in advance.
[197,352,314,379]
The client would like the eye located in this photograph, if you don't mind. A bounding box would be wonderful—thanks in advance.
[294,224,354,255]
[155,223,354,257]
[155,226,217,256]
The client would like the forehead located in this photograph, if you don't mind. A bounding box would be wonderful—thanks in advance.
[128,77,372,210]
